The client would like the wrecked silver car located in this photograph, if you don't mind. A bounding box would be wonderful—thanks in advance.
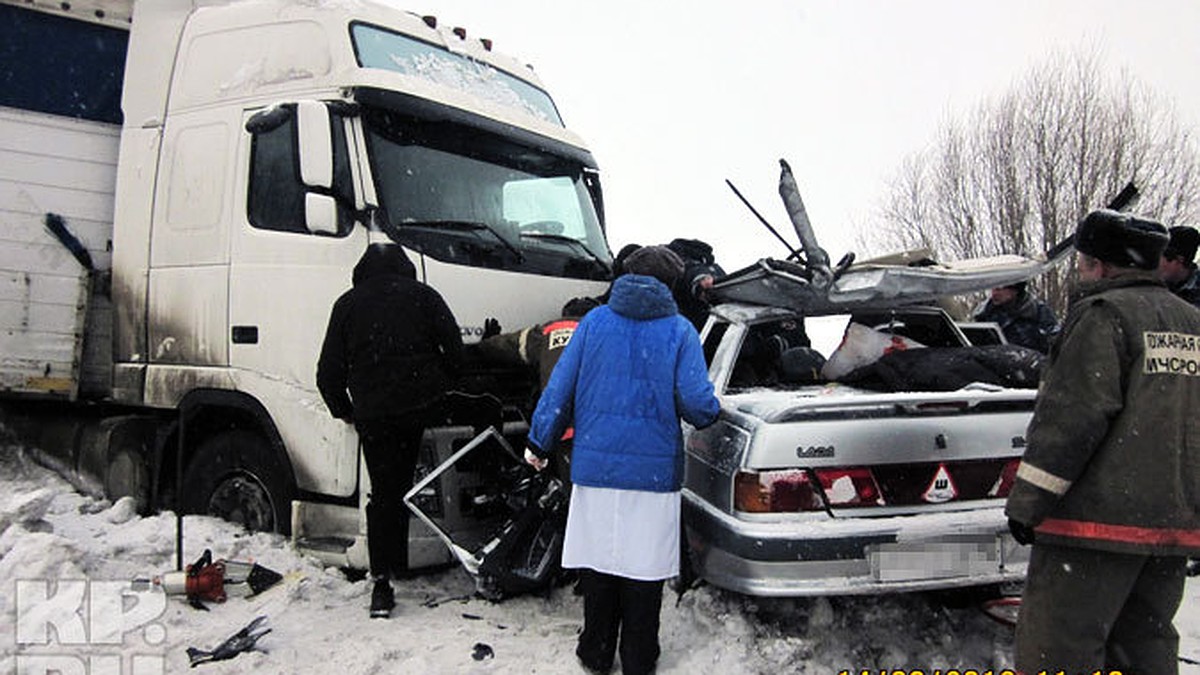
[682,300,1039,596]
[676,161,1079,597]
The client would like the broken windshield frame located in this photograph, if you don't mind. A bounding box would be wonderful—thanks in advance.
[359,101,612,281]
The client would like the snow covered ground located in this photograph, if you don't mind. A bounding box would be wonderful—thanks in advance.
[1,443,1197,674]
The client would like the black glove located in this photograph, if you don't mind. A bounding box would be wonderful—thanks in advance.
[481,318,501,340]
[1008,518,1035,546]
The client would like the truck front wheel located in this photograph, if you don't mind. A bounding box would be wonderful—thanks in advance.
[182,430,295,535]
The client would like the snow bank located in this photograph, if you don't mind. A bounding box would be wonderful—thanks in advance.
[1,445,1196,674]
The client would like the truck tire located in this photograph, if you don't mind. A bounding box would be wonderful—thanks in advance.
[104,446,150,514]
[181,430,295,535]
[101,416,155,515]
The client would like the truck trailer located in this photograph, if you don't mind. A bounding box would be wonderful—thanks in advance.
[0,0,612,570]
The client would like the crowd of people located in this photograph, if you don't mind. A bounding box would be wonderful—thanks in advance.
[313,214,1200,673]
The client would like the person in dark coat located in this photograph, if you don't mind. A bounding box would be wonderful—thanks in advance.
[1005,210,1200,674]
[1158,225,1200,308]
[971,280,1059,353]
[316,243,463,618]
[665,237,725,331]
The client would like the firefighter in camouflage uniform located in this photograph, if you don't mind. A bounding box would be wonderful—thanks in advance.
[475,296,600,484]
[1005,209,1200,674]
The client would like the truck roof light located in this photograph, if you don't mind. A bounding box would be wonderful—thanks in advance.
[452,26,466,39]
[480,38,493,51]
[422,15,437,29]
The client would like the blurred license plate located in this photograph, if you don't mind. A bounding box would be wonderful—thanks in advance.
[866,536,1001,582]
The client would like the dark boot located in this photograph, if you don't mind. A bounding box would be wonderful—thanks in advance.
[369,576,395,619]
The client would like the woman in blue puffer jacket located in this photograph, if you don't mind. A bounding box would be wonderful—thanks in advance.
[527,245,719,675]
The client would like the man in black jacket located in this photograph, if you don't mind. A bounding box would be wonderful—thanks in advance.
[971,281,1059,353]
[665,238,725,331]
[1158,225,1200,308]
[317,243,463,618]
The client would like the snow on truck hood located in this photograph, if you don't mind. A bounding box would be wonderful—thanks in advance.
[709,250,1070,315]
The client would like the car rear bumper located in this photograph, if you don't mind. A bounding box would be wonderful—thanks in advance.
[681,491,1029,597]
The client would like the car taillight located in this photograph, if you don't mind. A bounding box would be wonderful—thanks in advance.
[813,467,885,507]
[988,458,1021,497]
[734,469,824,513]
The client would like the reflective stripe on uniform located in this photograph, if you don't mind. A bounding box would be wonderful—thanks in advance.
[518,327,533,364]
[1038,518,1200,547]
[542,320,578,335]
[1015,462,1072,496]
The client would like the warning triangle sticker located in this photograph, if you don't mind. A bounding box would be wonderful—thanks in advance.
[922,463,958,503]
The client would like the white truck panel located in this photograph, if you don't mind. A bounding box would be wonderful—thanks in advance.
[424,256,608,340]
[146,265,229,368]
[0,291,83,331]
[172,19,334,111]
[16,0,133,29]
[0,107,117,398]
[0,108,117,263]
[0,271,87,397]
[0,270,84,303]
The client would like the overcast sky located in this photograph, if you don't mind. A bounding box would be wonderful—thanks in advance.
[415,0,1200,271]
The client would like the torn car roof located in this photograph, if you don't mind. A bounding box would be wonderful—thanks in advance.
[709,250,1070,315]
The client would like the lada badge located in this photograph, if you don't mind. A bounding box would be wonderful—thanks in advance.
[921,463,958,503]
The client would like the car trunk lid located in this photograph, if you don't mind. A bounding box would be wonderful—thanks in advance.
[730,387,1032,516]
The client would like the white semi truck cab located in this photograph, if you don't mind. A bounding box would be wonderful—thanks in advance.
[0,0,611,569]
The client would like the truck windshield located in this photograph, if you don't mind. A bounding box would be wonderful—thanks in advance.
[362,107,611,280]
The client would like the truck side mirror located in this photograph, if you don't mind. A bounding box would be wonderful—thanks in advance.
[296,101,332,189]
[305,194,339,235]
[296,101,344,235]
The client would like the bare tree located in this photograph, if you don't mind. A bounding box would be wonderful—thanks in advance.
[869,49,1200,313]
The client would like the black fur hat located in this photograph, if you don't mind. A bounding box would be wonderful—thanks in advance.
[1165,226,1200,263]
[666,238,716,265]
[611,243,643,277]
[623,245,685,286]
[561,296,600,319]
[1074,210,1168,270]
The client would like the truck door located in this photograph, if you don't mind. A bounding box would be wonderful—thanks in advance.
[229,102,367,496]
